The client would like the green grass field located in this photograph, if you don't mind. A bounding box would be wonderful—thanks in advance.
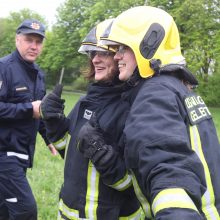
[27,92,220,220]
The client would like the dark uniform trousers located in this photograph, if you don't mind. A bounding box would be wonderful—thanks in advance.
[0,156,37,220]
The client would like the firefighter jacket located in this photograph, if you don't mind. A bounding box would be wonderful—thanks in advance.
[0,50,50,168]
[52,80,145,219]
[124,74,220,220]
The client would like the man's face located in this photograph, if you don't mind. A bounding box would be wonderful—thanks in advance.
[90,51,118,82]
[15,33,44,63]
[113,45,137,81]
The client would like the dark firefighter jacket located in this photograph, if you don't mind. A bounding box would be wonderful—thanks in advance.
[124,74,220,220]
[51,80,144,220]
[0,50,50,168]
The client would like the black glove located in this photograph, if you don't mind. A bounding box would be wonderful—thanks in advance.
[77,115,114,165]
[40,84,65,120]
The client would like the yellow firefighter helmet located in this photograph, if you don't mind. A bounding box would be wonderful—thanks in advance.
[100,6,185,78]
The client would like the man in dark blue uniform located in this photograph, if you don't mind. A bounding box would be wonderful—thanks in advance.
[0,19,56,220]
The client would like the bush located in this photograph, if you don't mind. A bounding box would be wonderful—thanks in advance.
[196,73,220,107]
[71,75,88,91]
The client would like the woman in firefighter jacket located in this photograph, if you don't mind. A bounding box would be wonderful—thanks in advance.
[40,19,144,219]
[95,6,220,220]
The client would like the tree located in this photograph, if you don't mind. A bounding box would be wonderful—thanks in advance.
[39,0,94,85]
[174,0,220,81]
[148,0,220,81]
[44,0,146,86]
[2,0,219,92]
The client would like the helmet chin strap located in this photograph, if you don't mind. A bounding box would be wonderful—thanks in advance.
[125,66,142,87]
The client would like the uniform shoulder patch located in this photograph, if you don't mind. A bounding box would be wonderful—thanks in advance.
[83,109,93,120]
[184,94,212,125]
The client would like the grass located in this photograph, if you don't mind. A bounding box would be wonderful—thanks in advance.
[27,92,220,220]
[209,107,220,136]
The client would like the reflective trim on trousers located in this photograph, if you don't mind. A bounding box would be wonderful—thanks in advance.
[85,161,99,220]
[7,152,29,160]
[58,199,80,219]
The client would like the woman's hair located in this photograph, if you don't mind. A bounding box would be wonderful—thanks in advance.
[81,59,95,81]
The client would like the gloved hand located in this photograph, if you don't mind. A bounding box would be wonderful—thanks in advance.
[40,84,65,120]
[77,115,114,165]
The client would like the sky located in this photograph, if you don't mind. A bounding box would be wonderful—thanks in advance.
[0,0,65,27]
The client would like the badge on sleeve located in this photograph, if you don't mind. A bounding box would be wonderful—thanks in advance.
[184,94,212,125]
[83,109,93,120]
[0,81,2,90]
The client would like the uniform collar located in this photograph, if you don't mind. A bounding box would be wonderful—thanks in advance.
[14,49,39,75]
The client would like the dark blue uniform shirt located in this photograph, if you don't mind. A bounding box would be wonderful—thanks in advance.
[0,50,49,167]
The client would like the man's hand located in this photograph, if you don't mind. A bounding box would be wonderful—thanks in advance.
[32,100,41,119]
[40,84,65,120]
[48,143,57,156]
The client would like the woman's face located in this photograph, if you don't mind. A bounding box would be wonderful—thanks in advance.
[113,45,137,81]
[90,51,118,82]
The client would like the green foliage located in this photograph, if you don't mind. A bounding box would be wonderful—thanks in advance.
[1,0,220,105]
[148,0,220,79]
[196,73,220,107]
[210,108,220,136]
[71,75,88,91]
[176,0,219,78]
[0,18,16,55]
